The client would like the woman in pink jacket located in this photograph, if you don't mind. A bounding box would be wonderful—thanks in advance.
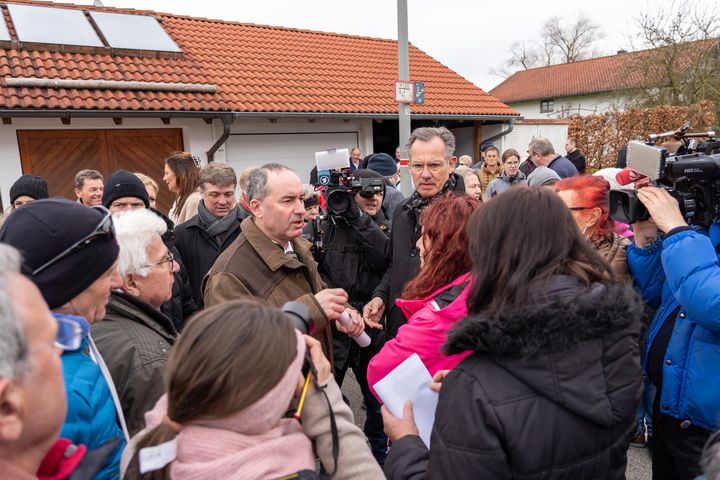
[368,193,480,398]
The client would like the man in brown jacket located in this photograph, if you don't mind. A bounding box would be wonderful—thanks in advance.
[203,163,365,359]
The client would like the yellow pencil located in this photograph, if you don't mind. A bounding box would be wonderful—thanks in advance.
[293,372,312,420]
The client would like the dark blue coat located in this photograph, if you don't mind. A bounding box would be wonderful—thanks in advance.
[547,155,578,178]
[627,224,720,431]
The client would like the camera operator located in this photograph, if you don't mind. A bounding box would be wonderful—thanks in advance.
[306,168,390,465]
[628,183,720,480]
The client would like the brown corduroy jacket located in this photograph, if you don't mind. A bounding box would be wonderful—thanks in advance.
[203,217,333,360]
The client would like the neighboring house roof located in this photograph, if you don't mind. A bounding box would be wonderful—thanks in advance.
[489,41,717,104]
[0,0,517,117]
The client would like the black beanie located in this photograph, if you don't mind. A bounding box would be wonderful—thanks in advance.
[0,198,119,310]
[366,153,398,177]
[102,170,150,208]
[10,175,49,203]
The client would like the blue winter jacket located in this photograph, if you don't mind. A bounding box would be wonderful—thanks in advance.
[627,224,720,431]
[56,313,126,480]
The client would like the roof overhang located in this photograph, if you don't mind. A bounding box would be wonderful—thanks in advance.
[0,109,519,122]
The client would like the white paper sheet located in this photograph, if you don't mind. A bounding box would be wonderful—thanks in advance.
[372,353,439,447]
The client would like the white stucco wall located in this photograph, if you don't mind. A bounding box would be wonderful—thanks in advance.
[509,93,629,120]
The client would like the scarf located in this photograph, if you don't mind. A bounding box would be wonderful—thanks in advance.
[142,331,314,480]
[405,173,458,235]
[197,201,241,246]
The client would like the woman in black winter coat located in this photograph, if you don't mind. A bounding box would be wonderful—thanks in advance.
[382,186,644,480]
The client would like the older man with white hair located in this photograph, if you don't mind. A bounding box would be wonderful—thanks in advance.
[92,209,179,436]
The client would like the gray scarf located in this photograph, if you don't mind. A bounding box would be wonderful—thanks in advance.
[197,201,240,246]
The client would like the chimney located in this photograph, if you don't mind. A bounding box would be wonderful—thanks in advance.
[616,49,628,55]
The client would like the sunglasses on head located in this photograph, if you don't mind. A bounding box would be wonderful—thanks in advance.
[31,205,115,277]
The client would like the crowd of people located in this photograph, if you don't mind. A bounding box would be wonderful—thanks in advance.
[0,126,718,480]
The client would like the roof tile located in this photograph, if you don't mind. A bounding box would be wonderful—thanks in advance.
[1,0,515,116]
[490,40,718,103]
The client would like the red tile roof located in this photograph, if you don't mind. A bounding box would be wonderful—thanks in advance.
[489,41,716,104]
[0,0,517,117]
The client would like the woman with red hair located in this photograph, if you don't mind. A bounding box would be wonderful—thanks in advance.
[367,193,480,397]
[555,175,631,282]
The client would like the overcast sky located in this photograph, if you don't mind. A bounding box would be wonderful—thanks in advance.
[75,0,681,91]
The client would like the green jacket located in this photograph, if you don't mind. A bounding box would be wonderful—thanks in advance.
[92,291,178,436]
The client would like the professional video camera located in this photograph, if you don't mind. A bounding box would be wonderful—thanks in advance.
[609,123,720,228]
[315,148,384,216]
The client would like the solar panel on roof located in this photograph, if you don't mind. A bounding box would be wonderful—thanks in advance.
[89,12,181,52]
[7,4,103,47]
[0,13,10,42]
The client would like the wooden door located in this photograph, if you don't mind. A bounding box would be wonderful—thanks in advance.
[18,130,110,200]
[106,129,183,213]
[17,128,183,213]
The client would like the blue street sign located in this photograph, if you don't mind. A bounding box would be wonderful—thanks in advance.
[413,81,425,105]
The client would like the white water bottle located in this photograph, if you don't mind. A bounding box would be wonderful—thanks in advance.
[338,311,371,348]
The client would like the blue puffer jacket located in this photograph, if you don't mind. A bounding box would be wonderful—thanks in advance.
[627,224,720,431]
[56,313,126,480]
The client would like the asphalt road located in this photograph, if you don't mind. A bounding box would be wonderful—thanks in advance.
[341,370,652,479]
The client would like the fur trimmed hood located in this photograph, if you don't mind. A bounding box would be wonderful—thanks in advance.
[444,276,644,426]
[445,276,643,358]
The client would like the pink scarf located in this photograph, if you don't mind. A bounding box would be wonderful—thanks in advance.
[143,331,315,480]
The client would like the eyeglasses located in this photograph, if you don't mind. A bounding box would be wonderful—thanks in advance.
[408,161,447,174]
[31,205,114,277]
[142,250,174,270]
[567,206,588,211]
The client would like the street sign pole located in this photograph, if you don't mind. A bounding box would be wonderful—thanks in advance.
[397,0,412,197]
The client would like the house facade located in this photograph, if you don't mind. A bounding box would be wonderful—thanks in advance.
[489,51,641,156]
[0,0,517,210]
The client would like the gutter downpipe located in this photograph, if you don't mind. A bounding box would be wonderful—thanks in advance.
[481,117,516,146]
[206,114,233,163]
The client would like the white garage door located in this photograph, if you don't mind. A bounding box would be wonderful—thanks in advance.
[225,132,360,184]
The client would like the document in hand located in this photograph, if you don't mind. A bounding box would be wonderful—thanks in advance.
[372,353,439,447]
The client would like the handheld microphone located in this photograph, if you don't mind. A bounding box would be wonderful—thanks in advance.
[615,168,646,186]
[338,311,371,348]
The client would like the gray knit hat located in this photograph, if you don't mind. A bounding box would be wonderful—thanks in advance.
[527,166,561,187]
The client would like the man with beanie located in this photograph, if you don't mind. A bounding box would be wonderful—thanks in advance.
[366,153,405,220]
[305,167,390,464]
[9,174,49,211]
[175,163,247,308]
[102,170,150,212]
[0,199,127,480]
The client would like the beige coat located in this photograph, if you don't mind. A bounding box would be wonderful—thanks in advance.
[203,217,333,360]
[593,232,631,283]
[169,190,201,225]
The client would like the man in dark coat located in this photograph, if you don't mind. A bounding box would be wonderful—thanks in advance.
[363,127,465,338]
[530,137,578,179]
[383,279,644,479]
[92,208,178,436]
[306,168,391,464]
[174,163,247,308]
[565,136,587,174]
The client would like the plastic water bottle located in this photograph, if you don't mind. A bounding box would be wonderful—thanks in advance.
[338,311,371,348]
